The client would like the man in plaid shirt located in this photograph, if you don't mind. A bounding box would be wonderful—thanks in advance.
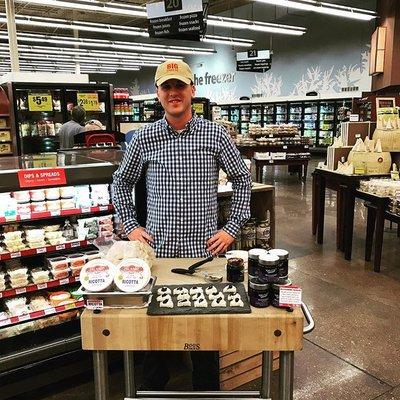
[112,59,251,390]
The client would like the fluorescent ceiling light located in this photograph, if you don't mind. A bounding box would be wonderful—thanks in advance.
[14,0,147,18]
[201,34,254,47]
[0,30,215,55]
[0,45,177,65]
[254,0,376,21]
[0,52,160,67]
[0,43,179,61]
[0,13,254,47]
[207,15,306,35]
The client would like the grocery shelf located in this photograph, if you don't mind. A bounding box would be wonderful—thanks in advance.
[0,239,90,261]
[0,204,114,224]
[0,299,84,328]
[0,276,80,299]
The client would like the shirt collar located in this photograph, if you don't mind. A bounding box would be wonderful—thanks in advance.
[162,114,198,137]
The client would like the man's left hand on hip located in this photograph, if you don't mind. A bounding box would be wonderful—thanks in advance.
[206,230,235,255]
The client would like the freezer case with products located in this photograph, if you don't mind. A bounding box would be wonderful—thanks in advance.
[4,82,114,155]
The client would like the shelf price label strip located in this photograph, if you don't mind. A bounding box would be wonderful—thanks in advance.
[0,276,80,299]
[0,240,89,261]
[0,300,85,328]
[0,205,114,224]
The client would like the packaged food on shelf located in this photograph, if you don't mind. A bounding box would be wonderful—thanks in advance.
[12,191,31,203]
[77,217,99,240]
[46,199,61,211]
[29,189,46,202]
[44,187,60,200]
[60,186,76,199]
[0,310,10,320]
[5,296,29,316]
[62,220,75,241]
[0,194,17,218]
[58,309,79,322]
[29,295,50,311]
[6,264,28,278]
[75,185,91,208]
[43,224,61,232]
[51,269,70,280]
[2,230,23,241]
[47,256,69,271]
[16,203,31,215]
[68,253,87,276]
[30,267,51,284]
[0,325,17,339]
[15,321,36,335]
[9,276,30,289]
[30,201,47,213]
[60,198,76,210]
[49,291,72,306]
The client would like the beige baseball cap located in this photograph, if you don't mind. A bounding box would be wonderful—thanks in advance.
[155,59,194,86]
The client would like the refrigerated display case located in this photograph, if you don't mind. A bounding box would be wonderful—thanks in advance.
[4,82,114,155]
[0,152,120,398]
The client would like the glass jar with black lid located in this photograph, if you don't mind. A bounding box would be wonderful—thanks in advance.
[226,257,244,283]
[248,278,270,308]
[248,248,267,277]
[268,249,289,281]
[271,279,292,308]
[258,253,280,283]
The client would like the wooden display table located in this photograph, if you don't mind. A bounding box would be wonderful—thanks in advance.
[312,168,389,261]
[81,258,305,400]
[253,158,309,183]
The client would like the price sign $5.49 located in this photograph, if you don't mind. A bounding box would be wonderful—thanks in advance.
[28,93,53,112]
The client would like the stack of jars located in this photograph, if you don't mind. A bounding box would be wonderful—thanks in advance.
[247,248,291,308]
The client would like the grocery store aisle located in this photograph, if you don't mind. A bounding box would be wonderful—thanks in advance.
[34,158,400,400]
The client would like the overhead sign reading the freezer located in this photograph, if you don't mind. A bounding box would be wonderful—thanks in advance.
[236,50,272,73]
[28,93,53,112]
[77,93,100,111]
[146,0,204,40]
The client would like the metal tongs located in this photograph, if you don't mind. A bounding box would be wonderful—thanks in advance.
[170,256,222,282]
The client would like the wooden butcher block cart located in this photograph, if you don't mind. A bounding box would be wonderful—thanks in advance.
[80,257,314,400]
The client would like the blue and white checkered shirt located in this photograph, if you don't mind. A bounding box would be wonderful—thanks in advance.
[112,115,251,258]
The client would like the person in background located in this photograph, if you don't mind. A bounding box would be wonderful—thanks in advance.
[113,59,252,391]
[58,106,86,149]
[85,119,103,131]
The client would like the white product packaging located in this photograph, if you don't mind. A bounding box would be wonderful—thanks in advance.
[80,259,116,292]
[114,258,151,293]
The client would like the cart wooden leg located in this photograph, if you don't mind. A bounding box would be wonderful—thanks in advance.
[279,351,294,400]
[260,351,272,399]
[93,351,109,400]
[344,187,356,261]
[124,351,137,398]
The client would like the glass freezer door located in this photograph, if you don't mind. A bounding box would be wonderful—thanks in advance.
[15,88,63,154]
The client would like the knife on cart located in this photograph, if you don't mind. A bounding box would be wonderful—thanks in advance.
[171,256,222,282]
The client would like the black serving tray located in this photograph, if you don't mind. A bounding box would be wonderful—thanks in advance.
[147,282,251,316]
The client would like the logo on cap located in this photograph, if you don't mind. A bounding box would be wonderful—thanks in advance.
[167,63,179,72]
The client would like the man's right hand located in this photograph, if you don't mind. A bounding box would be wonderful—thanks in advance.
[127,227,154,245]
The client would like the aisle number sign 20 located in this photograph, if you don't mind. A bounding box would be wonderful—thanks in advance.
[77,93,100,111]
[28,93,53,112]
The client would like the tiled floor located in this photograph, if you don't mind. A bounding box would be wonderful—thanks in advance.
[36,158,400,400]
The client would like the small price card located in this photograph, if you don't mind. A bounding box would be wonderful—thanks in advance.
[279,285,302,308]
[28,93,53,112]
[87,299,104,310]
[77,93,100,111]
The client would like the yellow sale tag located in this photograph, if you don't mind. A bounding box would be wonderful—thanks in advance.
[77,93,100,111]
[28,93,53,112]
[192,103,204,114]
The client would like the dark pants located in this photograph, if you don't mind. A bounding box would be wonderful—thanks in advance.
[142,351,220,390]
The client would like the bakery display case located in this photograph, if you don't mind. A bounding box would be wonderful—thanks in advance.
[3,82,114,156]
